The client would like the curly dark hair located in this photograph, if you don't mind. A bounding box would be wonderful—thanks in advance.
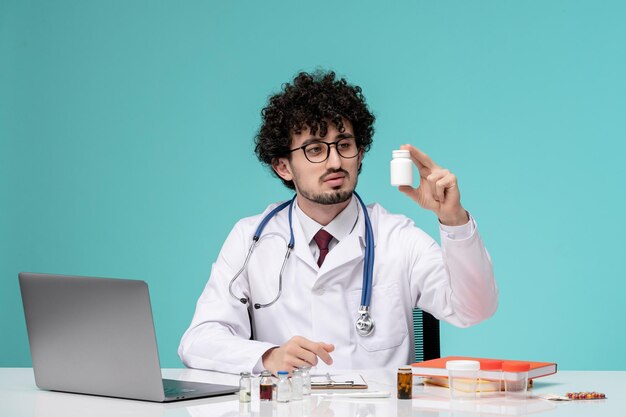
[254,70,375,190]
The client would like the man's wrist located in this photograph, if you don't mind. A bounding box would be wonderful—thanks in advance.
[438,209,469,226]
[261,347,278,372]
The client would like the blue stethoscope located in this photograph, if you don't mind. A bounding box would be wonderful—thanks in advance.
[228,192,375,337]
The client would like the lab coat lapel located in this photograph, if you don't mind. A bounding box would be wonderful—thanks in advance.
[319,202,377,275]
[290,211,319,271]
[318,232,364,274]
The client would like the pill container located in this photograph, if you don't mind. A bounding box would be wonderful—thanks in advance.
[502,361,531,399]
[479,359,503,398]
[397,367,413,399]
[391,150,413,186]
[446,360,480,401]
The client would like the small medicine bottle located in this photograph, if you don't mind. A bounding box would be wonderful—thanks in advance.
[478,359,503,398]
[291,368,304,400]
[276,371,292,403]
[446,360,480,401]
[397,367,413,399]
[239,371,252,403]
[391,149,413,186]
[502,361,530,398]
[300,366,312,396]
[259,370,273,401]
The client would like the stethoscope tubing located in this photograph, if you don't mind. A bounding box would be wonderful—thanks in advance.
[355,192,374,308]
[254,198,295,243]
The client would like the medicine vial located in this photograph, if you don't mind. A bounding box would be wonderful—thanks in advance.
[397,367,413,399]
[276,371,292,402]
[239,371,252,403]
[259,370,273,401]
[300,366,312,396]
[291,368,304,400]
[390,149,413,186]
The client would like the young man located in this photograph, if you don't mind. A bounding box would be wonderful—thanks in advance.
[179,71,497,375]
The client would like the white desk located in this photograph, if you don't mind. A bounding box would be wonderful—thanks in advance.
[0,368,623,417]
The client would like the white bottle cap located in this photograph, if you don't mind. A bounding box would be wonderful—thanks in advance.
[392,150,410,158]
[445,360,480,371]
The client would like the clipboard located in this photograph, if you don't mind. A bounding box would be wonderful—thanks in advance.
[310,373,368,390]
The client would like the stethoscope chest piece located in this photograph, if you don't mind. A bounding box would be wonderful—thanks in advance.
[355,305,375,337]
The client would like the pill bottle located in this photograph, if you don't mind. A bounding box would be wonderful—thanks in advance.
[259,370,273,401]
[397,367,413,399]
[502,361,530,399]
[239,371,252,403]
[391,150,413,186]
[276,371,292,403]
[478,359,503,398]
[446,360,479,401]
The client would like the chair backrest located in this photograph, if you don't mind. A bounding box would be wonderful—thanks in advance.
[413,308,440,362]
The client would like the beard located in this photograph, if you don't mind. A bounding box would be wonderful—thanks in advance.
[299,188,354,205]
[295,168,357,205]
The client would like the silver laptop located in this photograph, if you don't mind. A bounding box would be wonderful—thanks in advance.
[19,272,239,402]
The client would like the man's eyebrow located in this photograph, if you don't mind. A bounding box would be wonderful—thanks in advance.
[336,132,355,139]
[299,133,355,147]
[299,137,323,147]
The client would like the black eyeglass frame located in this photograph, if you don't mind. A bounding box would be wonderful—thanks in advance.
[288,137,361,164]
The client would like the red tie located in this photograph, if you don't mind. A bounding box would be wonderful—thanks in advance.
[314,229,334,267]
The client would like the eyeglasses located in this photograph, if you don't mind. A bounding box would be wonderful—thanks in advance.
[289,137,360,163]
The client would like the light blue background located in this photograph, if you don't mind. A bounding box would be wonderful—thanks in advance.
[2,1,625,369]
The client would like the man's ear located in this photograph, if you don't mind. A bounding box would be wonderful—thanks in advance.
[358,148,365,170]
[272,157,294,182]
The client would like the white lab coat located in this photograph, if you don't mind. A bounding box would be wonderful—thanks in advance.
[178,201,497,374]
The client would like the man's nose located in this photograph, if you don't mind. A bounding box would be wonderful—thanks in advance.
[325,144,342,169]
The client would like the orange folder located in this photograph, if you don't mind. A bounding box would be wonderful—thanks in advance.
[411,356,557,380]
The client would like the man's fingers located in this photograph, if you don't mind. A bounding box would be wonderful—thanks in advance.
[285,343,319,367]
[321,343,335,352]
[426,169,450,203]
[398,185,415,195]
[316,349,334,365]
[435,178,447,203]
[435,173,457,204]
[290,355,318,369]
[309,342,334,365]
[401,144,438,170]
[300,339,333,365]
[294,337,334,366]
